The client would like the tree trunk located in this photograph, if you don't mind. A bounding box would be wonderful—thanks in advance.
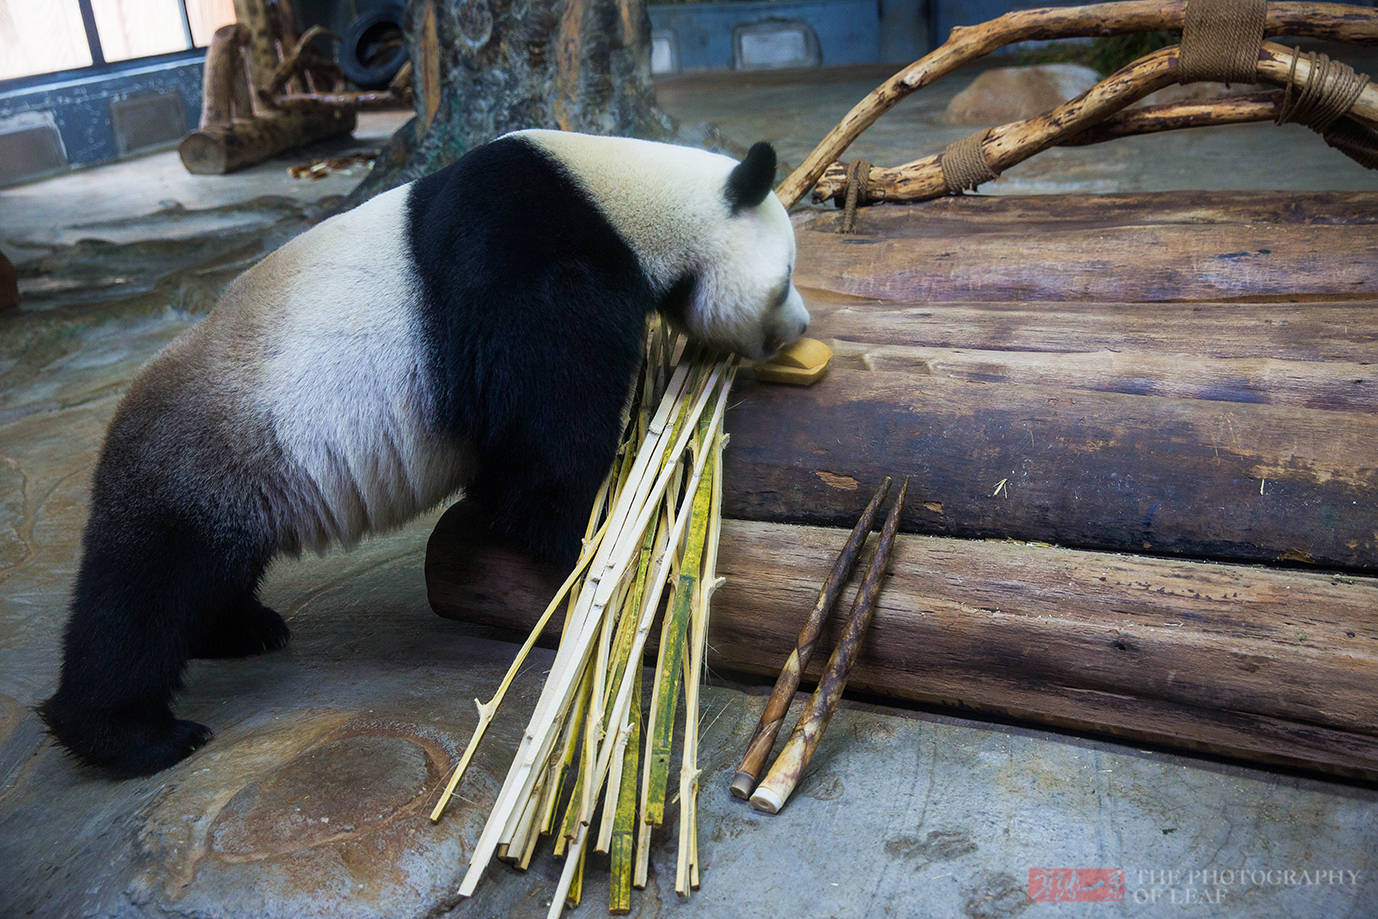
[348,0,674,204]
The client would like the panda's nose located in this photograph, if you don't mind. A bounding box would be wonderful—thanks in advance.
[796,319,809,338]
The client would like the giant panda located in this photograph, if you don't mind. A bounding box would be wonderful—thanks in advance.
[39,130,810,777]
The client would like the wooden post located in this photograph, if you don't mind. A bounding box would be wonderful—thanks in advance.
[232,0,282,113]
[426,515,1378,781]
[198,24,246,129]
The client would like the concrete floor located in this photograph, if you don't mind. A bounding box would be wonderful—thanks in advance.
[2,68,1378,919]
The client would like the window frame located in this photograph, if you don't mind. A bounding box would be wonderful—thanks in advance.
[0,0,209,92]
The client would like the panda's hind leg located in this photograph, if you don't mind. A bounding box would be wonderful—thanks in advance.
[39,508,269,776]
[190,589,290,659]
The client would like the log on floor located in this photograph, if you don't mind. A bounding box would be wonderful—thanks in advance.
[178,110,357,175]
[426,510,1378,781]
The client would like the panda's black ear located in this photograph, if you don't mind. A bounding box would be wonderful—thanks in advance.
[724,142,777,212]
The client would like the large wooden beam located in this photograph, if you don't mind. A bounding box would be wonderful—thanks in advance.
[750,194,1378,571]
[795,192,1378,304]
[426,511,1378,781]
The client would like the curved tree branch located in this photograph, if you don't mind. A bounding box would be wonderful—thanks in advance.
[777,1,1378,208]
[811,42,1378,205]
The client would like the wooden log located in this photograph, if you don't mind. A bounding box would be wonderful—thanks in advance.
[426,513,1378,781]
[272,90,409,112]
[199,24,246,129]
[793,192,1378,303]
[178,109,356,175]
[1064,92,1282,145]
[722,364,1378,570]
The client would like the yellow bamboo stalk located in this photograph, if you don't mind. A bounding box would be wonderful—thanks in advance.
[544,368,736,919]
[645,413,716,828]
[609,665,642,914]
[676,422,726,895]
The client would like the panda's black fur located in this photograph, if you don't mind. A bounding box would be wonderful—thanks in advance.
[39,132,805,777]
[407,137,656,564]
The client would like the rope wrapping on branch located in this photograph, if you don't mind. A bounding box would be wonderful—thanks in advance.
[940,130,998,194]
[1276,49,1370,133]
[1178,0,1267,84]
[838,159,874,233]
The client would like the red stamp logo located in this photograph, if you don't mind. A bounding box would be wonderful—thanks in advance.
[1028,868,1126,903]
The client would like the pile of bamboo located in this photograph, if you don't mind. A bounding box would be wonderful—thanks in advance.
[432,326,734,914]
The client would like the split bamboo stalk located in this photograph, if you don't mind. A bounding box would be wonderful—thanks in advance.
[811,42,1378,205]
[751,479,909,815]
[644,414,717,829]
[730,475,892,799]
[775,0,1378,207]
[609,666,642,913]
[544,372,736,919]
[676,422,727,896]
[459,360,728,898]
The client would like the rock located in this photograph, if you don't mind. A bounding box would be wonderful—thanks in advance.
[944,64,1101,125]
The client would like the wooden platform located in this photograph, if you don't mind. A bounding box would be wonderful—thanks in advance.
[428,191,1378,780]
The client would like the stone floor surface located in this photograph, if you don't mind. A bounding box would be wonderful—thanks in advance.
[3,66,1378,919]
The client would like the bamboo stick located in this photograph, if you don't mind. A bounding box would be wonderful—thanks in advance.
[676,423,727,896]
[644,414,717,828]
[730,476,892,799]
[751,479,909,815]
[775,1,1378,207]
[609,666,642,914]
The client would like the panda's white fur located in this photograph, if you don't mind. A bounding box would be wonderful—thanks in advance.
[521,130,807,357]
[40,130,808,777]
[234,184,472,552]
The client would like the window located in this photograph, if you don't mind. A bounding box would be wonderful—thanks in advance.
[0,0,235,83]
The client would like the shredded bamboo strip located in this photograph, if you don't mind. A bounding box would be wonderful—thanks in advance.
[544,371,736,918]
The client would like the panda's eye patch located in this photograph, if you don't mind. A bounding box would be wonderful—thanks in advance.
[770,279,790,309]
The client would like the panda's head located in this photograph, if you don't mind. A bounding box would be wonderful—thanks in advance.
[662,142,810,361]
